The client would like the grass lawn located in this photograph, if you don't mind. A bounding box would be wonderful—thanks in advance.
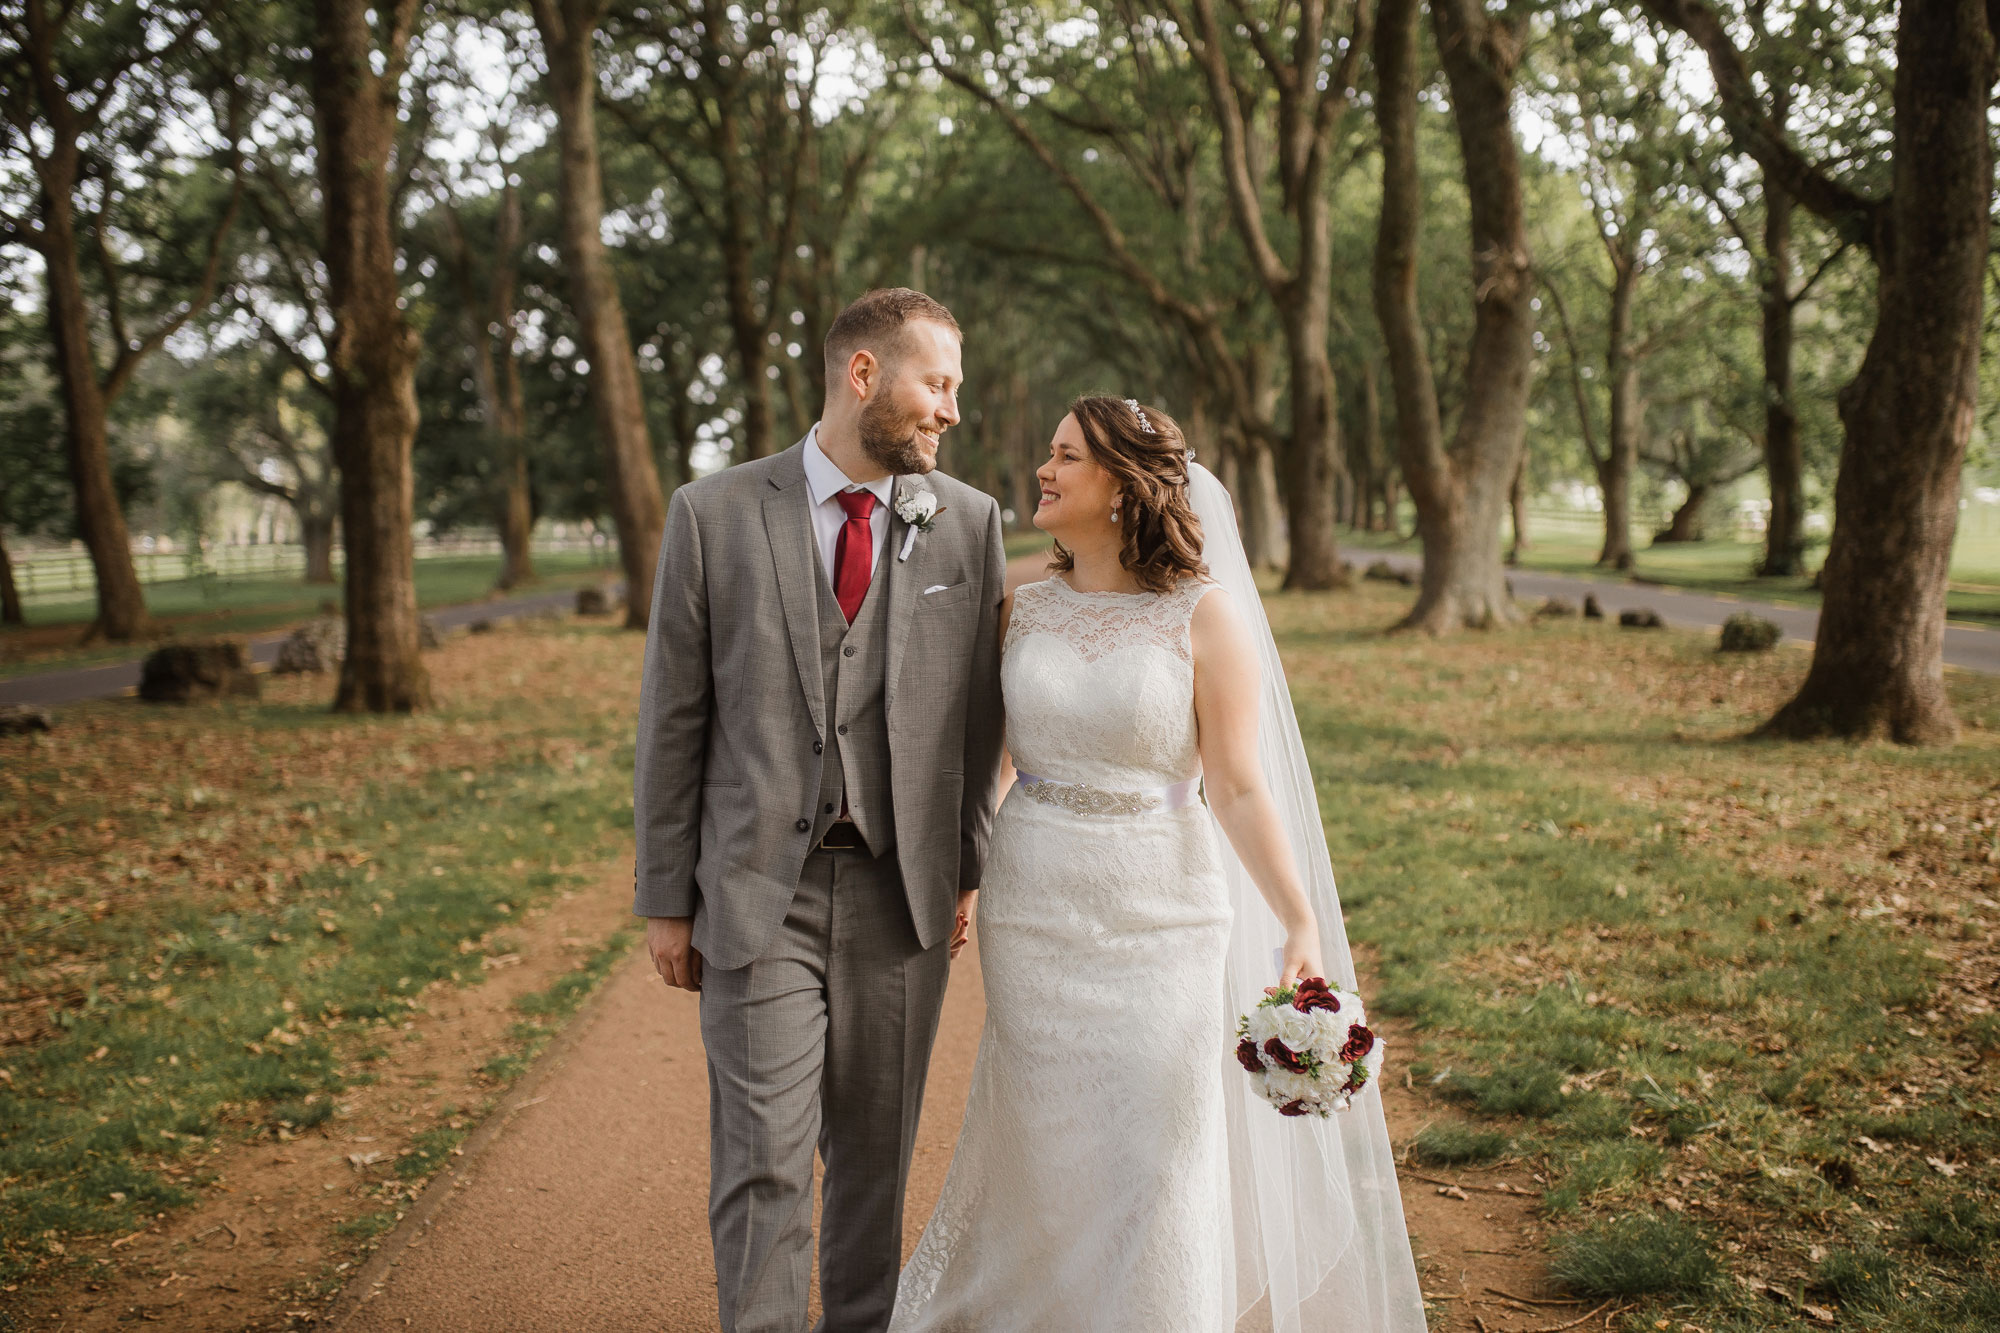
[1276,582,2000,1329]
[3,578,1996,1329]
[0,552,619,681]
[1003,530,1054,562]
[0,620,643,1287]
[1342,514,2000,624]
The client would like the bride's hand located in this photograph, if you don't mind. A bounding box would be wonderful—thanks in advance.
[1278,925,1324,989]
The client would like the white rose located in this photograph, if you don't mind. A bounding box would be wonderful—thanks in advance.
[1246,1006,1281,1044]
[1272,1006,1316,1051]
[1361,1039,1387,1086]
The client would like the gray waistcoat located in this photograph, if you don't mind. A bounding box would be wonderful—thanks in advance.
[810,558,896,856]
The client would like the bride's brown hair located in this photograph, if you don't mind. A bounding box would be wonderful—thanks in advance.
[1050,395,1207,593]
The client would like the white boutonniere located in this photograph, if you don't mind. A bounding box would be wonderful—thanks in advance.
[894,485,945,561]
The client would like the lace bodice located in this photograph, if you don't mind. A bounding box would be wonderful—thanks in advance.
[1002,576,1216,792]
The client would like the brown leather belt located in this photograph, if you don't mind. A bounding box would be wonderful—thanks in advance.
[816,820,865,852]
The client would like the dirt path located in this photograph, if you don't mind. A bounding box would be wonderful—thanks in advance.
[323,931,1564,1333]
[1375,1007,1565,1333]
[330,940,987,1332]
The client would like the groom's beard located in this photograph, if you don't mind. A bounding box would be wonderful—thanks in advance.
[857,390,937,475]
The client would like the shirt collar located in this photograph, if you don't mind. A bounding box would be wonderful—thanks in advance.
[803,424,896,510]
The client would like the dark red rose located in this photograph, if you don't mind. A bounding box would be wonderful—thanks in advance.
[1338,1024,1376,1065]
[1292,977,1341,1014]
[1236,1038,1265,1074]
[1278,1099,1310,1117]
[1263,1037,1309,1074]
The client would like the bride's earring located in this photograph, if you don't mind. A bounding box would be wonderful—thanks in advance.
[1110,495,1123,524]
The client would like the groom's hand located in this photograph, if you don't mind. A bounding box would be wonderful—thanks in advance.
[647,916,702,992]
[949,890,977,960]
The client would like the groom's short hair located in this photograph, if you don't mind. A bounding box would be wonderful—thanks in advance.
[824,288,961,384]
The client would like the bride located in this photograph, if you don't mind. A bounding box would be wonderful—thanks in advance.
[891,397,1427,1332]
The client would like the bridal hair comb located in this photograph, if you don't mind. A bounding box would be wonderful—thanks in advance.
[1124,398,1156,435]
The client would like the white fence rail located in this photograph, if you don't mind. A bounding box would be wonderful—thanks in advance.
[12,535,618,604]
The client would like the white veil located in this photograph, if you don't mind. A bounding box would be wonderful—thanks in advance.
[1188,461,1429,1333]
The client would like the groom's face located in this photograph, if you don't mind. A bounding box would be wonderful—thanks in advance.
[858,319,962,476]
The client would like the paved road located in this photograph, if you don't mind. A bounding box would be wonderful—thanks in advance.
[0,586,588,709]
[1354,551,2000,676]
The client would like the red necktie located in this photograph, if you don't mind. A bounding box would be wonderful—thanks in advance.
[833,490,878,623]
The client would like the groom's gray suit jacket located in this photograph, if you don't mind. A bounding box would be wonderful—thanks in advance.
[632,437,1007,970]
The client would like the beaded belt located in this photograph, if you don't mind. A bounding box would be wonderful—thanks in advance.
[1012,771,1203,818]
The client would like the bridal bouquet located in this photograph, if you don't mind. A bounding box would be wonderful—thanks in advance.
[1235,976,1383,1117]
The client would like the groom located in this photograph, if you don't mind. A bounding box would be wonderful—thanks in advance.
[633,288,1006,1332]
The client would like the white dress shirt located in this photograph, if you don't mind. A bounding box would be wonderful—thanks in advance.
[802,424,895,590]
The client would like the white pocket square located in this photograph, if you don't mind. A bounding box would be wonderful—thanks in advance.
[923,584,954,595]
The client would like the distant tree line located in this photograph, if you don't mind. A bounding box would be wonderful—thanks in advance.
[0,0,1991,743]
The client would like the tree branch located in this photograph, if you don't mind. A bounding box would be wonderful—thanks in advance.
[1638,0,1884,249]
[1183,0,1293,294]
[103,92,246,402]
[1790,239,1853,306]
[1537,270,1606,469]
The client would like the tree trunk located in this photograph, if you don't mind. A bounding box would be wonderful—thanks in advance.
[1355,355,1386,532]
[312,0,430,713]
[448,189,536,592]
[1280,364,1344,588]
[1186,0,1347,591]
[1372,0,1531,630]
[1272,178,1342,589]
[1507,448,1529,563]
[717,115,776,462]
[0,525,22,626]
[495,445,534,590]
[1599,256,1641,570]
[533,0,666,628]
[1658,483,1709,542]
[1757,105,1805,577]
[1238,434,1287,571]
[39,167,149,641]
[1760,2,1988,745]
[300,509,338,585]
[730,306,776,461]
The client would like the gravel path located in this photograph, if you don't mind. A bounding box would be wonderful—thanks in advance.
[1354,551,2000,675]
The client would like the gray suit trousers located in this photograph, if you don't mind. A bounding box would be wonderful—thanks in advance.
[701,847,950,1333]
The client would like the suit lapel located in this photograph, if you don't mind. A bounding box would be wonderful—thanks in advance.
[882,477,929,718]
[764,443,827,734]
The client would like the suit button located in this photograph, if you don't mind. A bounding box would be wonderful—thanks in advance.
[842,645,856,658]
[795,818,810,832]
[837,724,849,736]
[825,803,835,813]
[813,741,823,755]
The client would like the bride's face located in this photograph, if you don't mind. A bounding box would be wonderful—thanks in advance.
[1033,414,1119,538]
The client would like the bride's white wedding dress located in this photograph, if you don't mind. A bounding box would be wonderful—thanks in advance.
[893,575,1235,1331]
[893,462,1427,1333]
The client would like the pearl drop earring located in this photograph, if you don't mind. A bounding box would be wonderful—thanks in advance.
[1110,496,1123,522]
